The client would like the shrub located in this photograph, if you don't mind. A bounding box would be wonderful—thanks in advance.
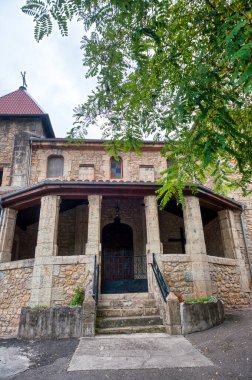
[69,285,85,306]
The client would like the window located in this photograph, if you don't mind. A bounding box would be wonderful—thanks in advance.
[110,157,123,179]
[0,168,3,186]
[47,156,64,178]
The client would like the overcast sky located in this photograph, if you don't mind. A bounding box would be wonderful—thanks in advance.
[0,0,101,138]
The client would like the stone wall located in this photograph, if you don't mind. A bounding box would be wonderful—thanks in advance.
[29,141,167,183]
[208,256,250,308]
[204,218,224,257]
[51,260,88,307]
[12,223,38,260]
[0,259,34,337]
[161,255,193,297]
[0,119,44,189]
[159,211,184,254]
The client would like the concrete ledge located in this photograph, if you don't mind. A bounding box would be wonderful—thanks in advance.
[18,306,83,339]
[158,254,191,263]
[207,256,237,266]
[34,255,93,266]
[180,300,225,334]
[0,259,35,270]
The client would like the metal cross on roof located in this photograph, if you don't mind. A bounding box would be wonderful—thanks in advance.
[20,71,27,89]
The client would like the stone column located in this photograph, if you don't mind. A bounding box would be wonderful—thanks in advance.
[218,209,250,292]
[85,195,102,256]
[0,208,17,263]
[144,196,163,255]
[183,196,212,297]
[29,195,61,307]
[144,196,163,294]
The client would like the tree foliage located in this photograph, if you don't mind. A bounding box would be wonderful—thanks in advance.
[22,0,252,204]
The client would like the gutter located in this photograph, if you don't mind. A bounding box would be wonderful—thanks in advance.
[240,205,252,278]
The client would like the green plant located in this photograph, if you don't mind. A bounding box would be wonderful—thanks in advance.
[31,305,48,310]
[69,285,85,306]
[184,296,218,303]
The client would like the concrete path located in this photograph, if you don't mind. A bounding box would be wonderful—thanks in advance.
[0,347,30,378]
[68,333,213,371]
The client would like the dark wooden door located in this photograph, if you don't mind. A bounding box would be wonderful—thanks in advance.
[102,222,134,281]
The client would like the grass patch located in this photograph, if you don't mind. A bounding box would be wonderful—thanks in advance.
[184,296,218,303]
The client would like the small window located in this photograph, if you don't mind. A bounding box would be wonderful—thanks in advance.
[0,168,3,186]
[47,156,64,178]
[110,157,123,179]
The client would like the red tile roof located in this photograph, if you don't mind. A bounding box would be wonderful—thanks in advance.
[0,87,44,115]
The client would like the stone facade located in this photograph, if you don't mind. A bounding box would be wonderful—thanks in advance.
[208,257,250,308]
[0,119,45,190]
[29,141,167,184]
[0,260,34,336]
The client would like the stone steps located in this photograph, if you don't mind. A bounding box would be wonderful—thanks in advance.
[97,307,159,318]
[96,292,165,335]
[97,315,163,329]
[96,325,166,335]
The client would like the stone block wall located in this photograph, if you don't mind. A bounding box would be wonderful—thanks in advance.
[29,141,167,183]
[0,119,44,189]
[208,257,250,308]
[0,259,34,337]
[159,211,184,254]
[204,218,224,257]
[51,261,88,307]
[162,255,193,297]
[12,223,38,260]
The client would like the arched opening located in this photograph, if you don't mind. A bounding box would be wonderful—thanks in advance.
[101,219,147,293]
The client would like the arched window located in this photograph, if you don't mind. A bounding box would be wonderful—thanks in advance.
[47,156,64,178]
[110,157,123,179]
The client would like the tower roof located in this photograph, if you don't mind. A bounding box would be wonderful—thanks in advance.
[0,87,55,137]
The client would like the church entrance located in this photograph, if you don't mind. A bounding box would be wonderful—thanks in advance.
[101,218,148,294]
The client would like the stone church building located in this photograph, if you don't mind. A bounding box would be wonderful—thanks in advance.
[0,86,251,337]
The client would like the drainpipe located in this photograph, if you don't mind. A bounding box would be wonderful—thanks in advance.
[27,138,32,186]
[240,205,252,278]
[0,202,3,227]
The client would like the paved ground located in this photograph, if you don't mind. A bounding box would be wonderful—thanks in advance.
[0,308,251,380]
[68,334,212,371]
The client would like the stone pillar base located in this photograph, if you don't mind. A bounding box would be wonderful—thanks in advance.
[164,292,182,335]
[83,296,96,337]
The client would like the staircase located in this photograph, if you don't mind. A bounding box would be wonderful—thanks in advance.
[96,293,166,334]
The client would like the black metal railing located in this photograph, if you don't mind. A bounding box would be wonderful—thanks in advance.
[92,255,99,305]
[102,255,147,281]
[150,253,169,302]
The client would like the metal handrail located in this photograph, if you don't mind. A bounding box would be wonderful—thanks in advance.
[92,255,99,305]
[150,253,169,302]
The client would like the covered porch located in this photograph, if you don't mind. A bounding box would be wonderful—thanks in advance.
[0,181,250,310]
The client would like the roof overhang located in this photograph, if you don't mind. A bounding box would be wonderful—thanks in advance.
[0,181,243,211]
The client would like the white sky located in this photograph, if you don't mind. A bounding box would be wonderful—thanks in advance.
[0,0,102,138]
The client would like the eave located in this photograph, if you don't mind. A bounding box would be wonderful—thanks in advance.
[0,181,243,211]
